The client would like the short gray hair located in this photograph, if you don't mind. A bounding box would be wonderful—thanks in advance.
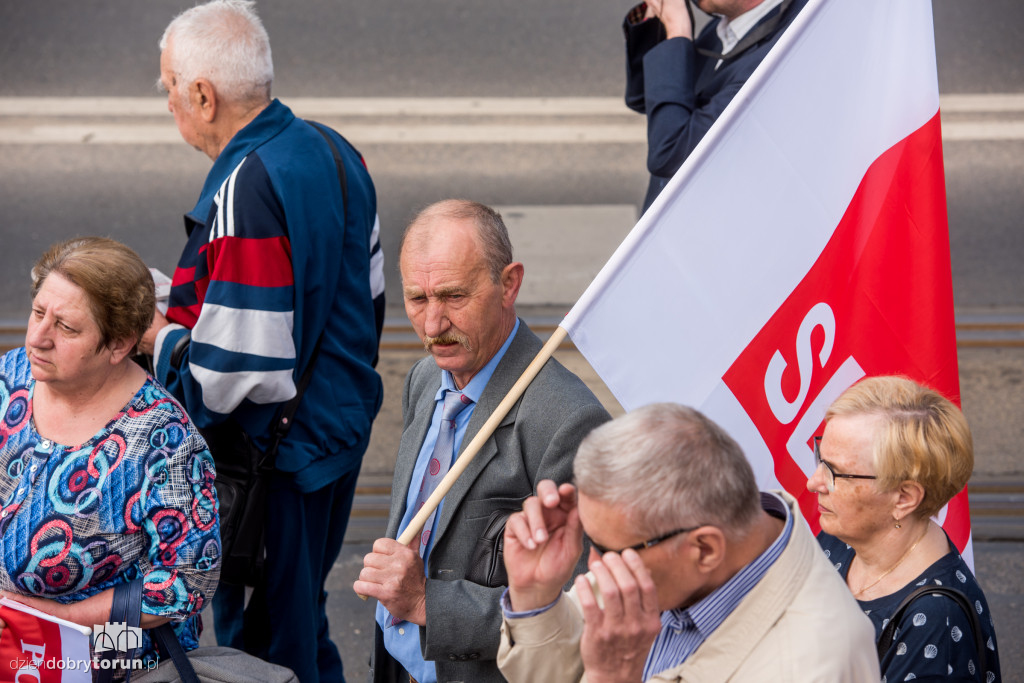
[401,200,513,282]
[574,403,761,537]
[160,0,273,105]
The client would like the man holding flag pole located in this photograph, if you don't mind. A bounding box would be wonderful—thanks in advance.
[356,200,609,683]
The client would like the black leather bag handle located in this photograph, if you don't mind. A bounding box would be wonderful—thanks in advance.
[876,585,987,676]
[98,577,200,683]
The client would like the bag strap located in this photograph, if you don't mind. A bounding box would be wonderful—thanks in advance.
[99,577,200,683]
[695,0,796,62]
[150,621,201,683]
[263,334,323,465]
[876,585,987,675]
[97,577,144,683]
[307,120,350,215]
[254,118,351,464]
[242,118,351,466]
[307,118,386,366]
[111,576,143,635]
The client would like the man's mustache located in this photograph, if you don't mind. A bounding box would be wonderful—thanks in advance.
[423,332,472,352]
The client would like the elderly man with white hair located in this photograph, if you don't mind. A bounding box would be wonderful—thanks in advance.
[498,403,880,682]
[141,2,385,681]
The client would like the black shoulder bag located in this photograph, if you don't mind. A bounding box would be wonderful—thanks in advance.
[97,577,298,683]
[876,585,987,676]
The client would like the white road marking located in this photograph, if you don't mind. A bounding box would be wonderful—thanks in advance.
[941,122,1024,141]
[0,95,1021,144]
[0,122,647,145]
[0,96,634,117]
[2,94,1023,116]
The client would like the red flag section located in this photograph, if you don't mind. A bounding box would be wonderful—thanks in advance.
[722,111,967,549]
[1,604,64,683]
[0,602,92,683]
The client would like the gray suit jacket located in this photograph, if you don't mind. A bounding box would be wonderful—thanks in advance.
[370,322,610,683]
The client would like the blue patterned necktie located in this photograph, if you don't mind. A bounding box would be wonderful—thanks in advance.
[386,390,474,629]
[413,390,473,557]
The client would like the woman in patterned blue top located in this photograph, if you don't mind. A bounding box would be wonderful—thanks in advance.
[807,376,999,683]
[0,237,219,666]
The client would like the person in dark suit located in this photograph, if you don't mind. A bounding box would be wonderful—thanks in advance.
[355,199,611,683]
[624,0,808,211]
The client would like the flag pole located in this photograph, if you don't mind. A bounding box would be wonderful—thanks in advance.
[356,325,569,599]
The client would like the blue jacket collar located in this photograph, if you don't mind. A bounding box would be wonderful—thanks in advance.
[184,99,295,234]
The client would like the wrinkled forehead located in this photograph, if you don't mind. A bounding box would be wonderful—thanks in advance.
[401,222,487,278]
[402,213,484,253]
[399,256,490,298]
[33,272,97,322]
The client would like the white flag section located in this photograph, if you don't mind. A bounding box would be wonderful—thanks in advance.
[562,0,969,558]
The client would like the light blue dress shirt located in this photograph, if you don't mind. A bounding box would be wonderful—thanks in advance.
[376,319,520,683]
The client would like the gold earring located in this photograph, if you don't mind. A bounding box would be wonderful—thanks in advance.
[894,517,901,529]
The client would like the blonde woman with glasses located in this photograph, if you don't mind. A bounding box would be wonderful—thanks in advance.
[808,376,1000,682]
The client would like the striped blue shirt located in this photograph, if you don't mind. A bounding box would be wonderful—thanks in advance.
[642,491,792,680]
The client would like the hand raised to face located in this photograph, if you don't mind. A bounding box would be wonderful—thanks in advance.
[576,549,662,683]
[644,0,695,40]
[503,480,584,612]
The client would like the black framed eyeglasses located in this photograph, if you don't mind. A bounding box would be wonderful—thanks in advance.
[813,436,877,493]
[590,525,700,555]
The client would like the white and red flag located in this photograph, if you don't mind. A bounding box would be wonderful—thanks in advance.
[562,1,969,558]
[0,598,92,683]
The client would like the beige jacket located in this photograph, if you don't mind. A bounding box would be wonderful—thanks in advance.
[497,492,879,682]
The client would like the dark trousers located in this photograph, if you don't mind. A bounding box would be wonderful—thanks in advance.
[369,623,411,683]
[213,466,360,683]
